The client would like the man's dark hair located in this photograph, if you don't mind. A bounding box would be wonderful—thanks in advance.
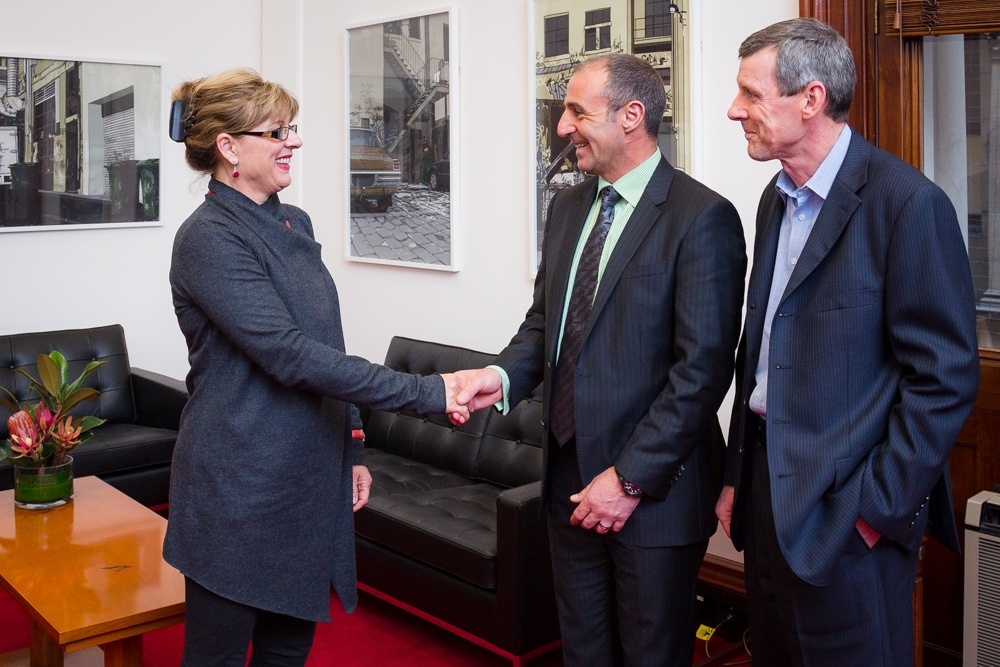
[580,53,665,138]
[739,18,855,122]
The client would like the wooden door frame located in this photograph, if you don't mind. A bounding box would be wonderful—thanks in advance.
[800,0,923,166]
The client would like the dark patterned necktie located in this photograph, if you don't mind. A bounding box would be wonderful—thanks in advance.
[550,185,621,446]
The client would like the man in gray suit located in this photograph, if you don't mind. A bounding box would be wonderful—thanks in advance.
[715,18,979,665]
[455,53,746,666]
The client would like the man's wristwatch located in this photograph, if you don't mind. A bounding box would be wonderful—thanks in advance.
[615,469,643,496]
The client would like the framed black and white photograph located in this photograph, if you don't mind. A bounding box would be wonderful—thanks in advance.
[0,56,161,232]
[345,9,458,271]
[530,0,690,270]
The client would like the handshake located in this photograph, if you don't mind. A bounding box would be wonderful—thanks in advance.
[439,368,505,424]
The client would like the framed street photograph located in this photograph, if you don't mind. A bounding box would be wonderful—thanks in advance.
[530,0,689,271]
[0,55,161,232]
[345,9,459,271]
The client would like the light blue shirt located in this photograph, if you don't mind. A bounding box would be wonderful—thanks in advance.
[750,125,852,416]
[490,149,663,414]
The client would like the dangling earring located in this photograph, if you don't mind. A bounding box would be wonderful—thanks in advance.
[232,158,240,178]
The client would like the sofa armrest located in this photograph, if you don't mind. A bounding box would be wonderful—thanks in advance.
[131,367,188,430]
[495,481,559,650]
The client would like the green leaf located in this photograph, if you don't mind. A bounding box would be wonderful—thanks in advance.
[65,360,104,396]
[60,387,99,414]
[74,415,106,432]
[50,351,69,383]
[37,353,63,398]
[0,386,20,414]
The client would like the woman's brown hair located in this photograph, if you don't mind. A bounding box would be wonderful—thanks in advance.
[171,69,299,175]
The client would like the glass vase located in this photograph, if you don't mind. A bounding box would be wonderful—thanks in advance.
[13,455,74,510]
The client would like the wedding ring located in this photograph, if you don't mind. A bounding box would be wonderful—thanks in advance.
[598,523,611,530]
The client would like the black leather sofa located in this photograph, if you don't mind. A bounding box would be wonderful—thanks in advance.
[0,324,187,507]
[355,336,560,665]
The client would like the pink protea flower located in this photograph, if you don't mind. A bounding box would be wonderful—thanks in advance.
[35,403,55,431]
[7,411,42,458]
[51,417,83,450]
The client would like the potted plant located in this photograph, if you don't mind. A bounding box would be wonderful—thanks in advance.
[0,352,106,509]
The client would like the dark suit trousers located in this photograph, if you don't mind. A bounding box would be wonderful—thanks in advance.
[547,438,708,667]
[743,419,920,666]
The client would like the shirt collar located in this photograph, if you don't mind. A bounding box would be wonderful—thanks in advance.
[597,148,661,208]
[776,125,852,204]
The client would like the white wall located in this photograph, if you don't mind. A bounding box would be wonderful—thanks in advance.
[276,0,797,560]
[278,0,796,360]
[11,0,798,559]
[1,0,262,379]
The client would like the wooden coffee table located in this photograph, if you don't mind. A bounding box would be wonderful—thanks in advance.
[0,476,185,666]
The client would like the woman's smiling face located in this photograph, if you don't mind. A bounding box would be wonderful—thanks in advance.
[229,118,302,204]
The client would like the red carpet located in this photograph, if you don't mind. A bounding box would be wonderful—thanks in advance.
[0,586,746,665]
[0,586,560,666]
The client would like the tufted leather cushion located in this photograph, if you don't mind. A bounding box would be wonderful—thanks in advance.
[476,383,544,489]
[0,325,183,504]
[357,448,502,589]
[370,337,495,477]
[0,324,136,437]
[357,336,549,592]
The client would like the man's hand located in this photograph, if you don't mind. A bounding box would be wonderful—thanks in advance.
[715,485,735,538]
[569,467,641,533]
[353,465,372,512]
[447,368,504,425]
[440,372,471,423]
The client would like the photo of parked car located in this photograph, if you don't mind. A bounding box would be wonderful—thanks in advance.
[350,126,401,212]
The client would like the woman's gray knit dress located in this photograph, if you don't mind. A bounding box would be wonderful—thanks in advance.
[164,179,444,621]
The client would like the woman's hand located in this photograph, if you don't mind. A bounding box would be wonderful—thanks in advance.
[440,372,472,423]
[353,465,372,511]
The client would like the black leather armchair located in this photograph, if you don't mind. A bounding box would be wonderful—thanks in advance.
[355,337,559,665]
[0,324,186,506]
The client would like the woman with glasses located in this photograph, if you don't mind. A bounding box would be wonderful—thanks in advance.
[164,69,468,666]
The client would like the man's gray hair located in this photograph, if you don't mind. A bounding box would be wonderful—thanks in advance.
[579,53,666,138]
[739,18,855,123]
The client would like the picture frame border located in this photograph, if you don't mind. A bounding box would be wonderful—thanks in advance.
[527,0,694,276]
[343,7,460,272]
[0,50,163,234]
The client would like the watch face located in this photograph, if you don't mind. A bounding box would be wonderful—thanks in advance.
[617,473,642,496]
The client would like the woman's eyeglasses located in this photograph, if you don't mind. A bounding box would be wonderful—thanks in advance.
[232,125,297,141]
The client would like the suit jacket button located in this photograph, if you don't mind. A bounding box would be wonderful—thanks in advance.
[749,303,756,309]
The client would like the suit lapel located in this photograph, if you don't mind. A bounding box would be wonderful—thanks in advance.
[746,182,783,365]
[779,133,868,302]
[587,158,675,334]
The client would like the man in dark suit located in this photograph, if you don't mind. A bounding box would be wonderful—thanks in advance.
[715,18,980,665]
[454,53,746,666]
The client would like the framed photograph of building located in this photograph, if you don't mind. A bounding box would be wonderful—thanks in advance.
[0,56,161,232]
[345,9,459,271]
[530,0,689,270]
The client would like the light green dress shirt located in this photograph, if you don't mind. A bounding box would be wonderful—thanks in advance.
[489,149,662,413]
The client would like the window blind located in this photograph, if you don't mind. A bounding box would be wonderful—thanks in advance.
[885,0,1000,36]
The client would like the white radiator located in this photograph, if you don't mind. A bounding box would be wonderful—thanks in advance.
[964,488,1000,667]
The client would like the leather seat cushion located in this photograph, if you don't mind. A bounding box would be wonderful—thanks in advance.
[358,449,501,589]
[365,447,473,495]
[0,423,176,490]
